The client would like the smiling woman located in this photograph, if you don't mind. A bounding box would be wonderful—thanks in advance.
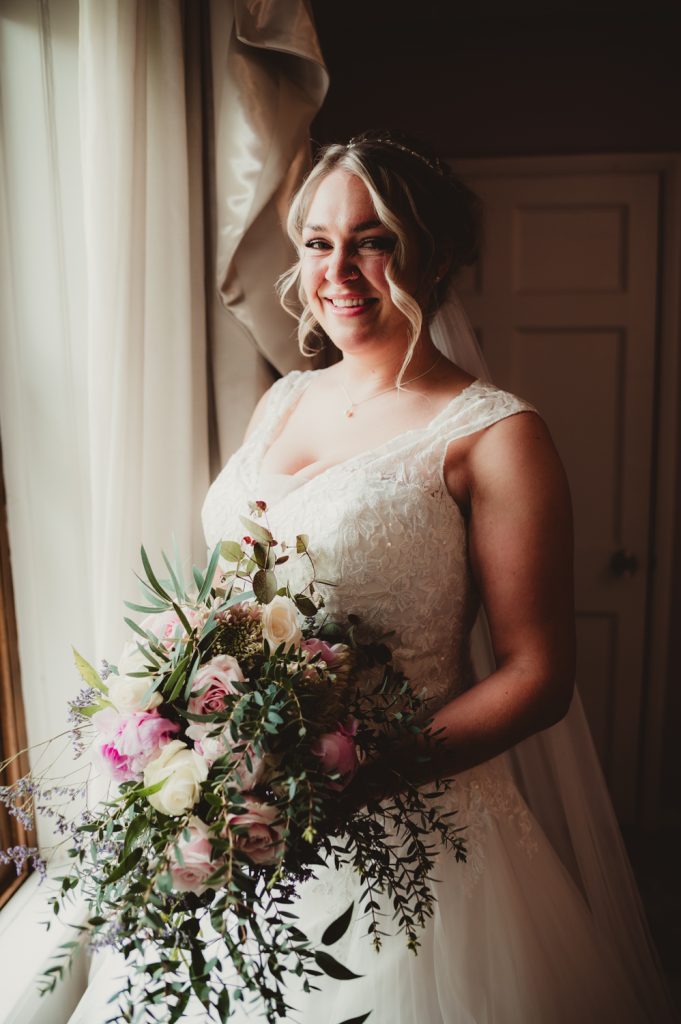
[67,131,676,1024]
[279,131,479,384]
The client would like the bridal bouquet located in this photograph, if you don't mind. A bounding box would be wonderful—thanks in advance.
[0,502,465,1024]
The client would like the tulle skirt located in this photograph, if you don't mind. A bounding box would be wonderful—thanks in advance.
[66,755,675,1024]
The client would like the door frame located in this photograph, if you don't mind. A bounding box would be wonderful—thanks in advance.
[449,152,681,828]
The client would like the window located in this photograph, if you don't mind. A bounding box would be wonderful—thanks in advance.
[0,436,32,907]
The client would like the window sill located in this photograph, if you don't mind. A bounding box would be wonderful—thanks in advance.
[0,872,88,1024]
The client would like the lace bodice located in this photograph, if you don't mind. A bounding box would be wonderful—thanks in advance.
[202,370,534,709]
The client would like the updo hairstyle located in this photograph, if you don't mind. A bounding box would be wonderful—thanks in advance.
[277,129,481,382]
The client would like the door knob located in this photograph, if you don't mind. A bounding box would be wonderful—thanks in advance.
[610,548,639,577]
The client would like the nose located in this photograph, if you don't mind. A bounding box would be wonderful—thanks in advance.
[324,245,360,284]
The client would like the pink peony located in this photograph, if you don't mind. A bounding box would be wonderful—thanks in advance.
[169,817,218,894]
[92,706,180,782]
[225,797,284,865]
[312,718,359,790]
[187,655,244,718]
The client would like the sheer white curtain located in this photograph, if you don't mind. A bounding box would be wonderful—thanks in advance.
[0,3,326,1018]
[79,1,211,655]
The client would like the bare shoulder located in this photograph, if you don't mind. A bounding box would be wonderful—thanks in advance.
[468,407,569,506]
[443,396,571,516]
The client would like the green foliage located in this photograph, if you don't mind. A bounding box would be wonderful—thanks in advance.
[72,647,107,693]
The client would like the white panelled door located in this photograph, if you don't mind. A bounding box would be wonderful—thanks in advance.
[457,167,660,822]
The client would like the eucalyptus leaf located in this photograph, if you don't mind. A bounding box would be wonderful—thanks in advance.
[296,533,309,554]
[321,901,355,946]
[197,544,221,604]
[220,541,244,563]
[294,594,317,617]
[239,515,273,545]
[253,569,278,604]
[162,551,185,603]
[314,950,363,981]
[103,846,143,885]
[140,546,172,602]
[125,600,169,615]
[252,542,268,569]
[124,616,153,641]
[123,816,148,859]
[222,588,255,610]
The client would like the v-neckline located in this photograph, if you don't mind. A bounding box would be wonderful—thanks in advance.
[255,372,483,491]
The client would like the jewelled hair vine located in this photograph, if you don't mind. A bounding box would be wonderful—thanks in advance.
[346,136,446,177]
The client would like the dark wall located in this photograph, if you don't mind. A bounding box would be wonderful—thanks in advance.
[310,4,681,157]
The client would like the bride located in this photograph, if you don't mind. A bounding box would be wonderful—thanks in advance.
[68,132,675,1023]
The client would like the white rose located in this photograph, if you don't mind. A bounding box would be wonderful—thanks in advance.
[261,595,302,652]
[107,673,162,713]
[116,641,149,677]
[144,740,208,816]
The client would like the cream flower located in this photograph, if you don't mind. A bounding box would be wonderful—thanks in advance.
[144,740,208,816]
[261,595,302,652]
[107,672,162,713]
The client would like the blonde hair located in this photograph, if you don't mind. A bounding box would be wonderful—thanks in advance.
[277,132,480,386]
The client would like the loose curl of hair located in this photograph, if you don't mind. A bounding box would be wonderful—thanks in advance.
[277,129,481,385]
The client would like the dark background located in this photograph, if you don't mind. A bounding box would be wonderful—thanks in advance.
[310,1,681,156]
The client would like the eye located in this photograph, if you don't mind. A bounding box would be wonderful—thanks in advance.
[357,236,395,252]
[303,238,331,251]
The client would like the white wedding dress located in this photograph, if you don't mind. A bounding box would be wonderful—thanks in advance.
[68,369,675,1024]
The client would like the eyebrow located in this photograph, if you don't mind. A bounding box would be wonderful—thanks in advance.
[303,219,385,233]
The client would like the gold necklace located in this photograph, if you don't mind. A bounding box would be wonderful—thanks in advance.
[339,355,442,418]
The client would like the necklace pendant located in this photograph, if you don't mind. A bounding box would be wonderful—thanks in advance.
[345,406,354,418]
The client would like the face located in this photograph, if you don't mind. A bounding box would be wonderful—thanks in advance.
[299,168,418,354]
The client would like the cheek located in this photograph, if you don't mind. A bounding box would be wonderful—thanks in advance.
[300,259,324,305]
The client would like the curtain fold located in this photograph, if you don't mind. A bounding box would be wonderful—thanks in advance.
[207,0,328,461]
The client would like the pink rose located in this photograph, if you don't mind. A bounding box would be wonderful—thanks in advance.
[169,817,218,894]
[312,718,359,790]
[140,607,206,650]
[232,747,266,790]
[225,797,284,865]
[185,723,231,765]
[187,655,244,717]
[301,638,340,667]
[185,723,265,789]
[93,706,180,782]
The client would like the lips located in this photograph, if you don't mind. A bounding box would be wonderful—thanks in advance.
[322,296,377,315]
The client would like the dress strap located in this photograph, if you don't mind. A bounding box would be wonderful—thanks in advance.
[256,370,312,445]
[433,380,538,448]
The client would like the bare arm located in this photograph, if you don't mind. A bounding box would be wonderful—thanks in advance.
[355,411,575,795]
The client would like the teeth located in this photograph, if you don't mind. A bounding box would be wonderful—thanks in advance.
[330,298,369,307]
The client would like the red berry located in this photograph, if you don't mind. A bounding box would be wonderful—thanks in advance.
[255,499,267,511]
